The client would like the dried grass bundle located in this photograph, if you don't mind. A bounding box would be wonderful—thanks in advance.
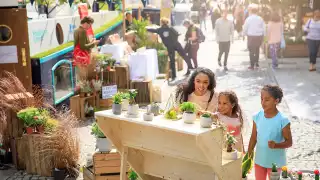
[37,108,80,177]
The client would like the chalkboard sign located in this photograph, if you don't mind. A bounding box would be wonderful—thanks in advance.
[102,85,117,99]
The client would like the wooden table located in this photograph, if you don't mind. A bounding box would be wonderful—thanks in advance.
[95,110,242,180]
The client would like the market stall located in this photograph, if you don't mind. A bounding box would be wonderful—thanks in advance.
[95,110,242,180]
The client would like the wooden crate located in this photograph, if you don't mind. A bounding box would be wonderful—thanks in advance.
[99,98,113,109]
[130,80,153,105]
[83,165,125,180]
[93,151,129,175]
[115,66,129,89]
[10,137,26,170]
[70,95,96,120]
[23,134,54,176]
[103,69,116,85]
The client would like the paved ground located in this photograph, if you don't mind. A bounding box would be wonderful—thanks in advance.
[2,18,320,180]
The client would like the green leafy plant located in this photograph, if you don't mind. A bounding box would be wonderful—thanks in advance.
[165,108,178,120]
[179,102,196,113]
[44,118,59,132]
[120,92,130,100]
[17,107,41,127]
[272,163,278,172]
[128,168,138,180]
[128,90,138,105]
[226,132,237,152]
[91,122,106,138]
[131,19,149,49]
[112,93,123,104]
[201,113,211,118]
[242,152,254,178]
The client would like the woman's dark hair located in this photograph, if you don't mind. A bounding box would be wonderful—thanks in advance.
[81,16,94,24]
[175,68,216,103]
[262,85,283,103]
[219,91,244,127]
[270,11,281,22]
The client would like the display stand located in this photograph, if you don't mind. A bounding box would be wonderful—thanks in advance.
[95,110,242,180]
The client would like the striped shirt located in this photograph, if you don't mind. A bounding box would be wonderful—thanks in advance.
[304,19,320,40]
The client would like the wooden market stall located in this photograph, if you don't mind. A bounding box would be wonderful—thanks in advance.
[95,110,242,180]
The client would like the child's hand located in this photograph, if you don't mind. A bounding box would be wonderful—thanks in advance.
[268,141,276,149]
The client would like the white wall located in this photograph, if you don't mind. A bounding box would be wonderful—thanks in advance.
[28,11,119,56]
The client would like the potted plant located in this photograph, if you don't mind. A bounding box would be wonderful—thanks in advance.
[180,102,196,124]
[91,122,112,152]
[242,152,254,180]
[270,163,281,180]
[79,80,92,97]
[315,170,319,180]
[143,105,154,121]
[44,118,59,132]
[164,108,178,120]
[297,171,302,180]
[128,168,138,180]
[91,79,103,96]
[112,93,123,115]
[200,112,212,128]
[17,107,40,134]
[280,166,291,180]
[222,132,238,160]
[149,103,160,116]
[127,90,139,116]
[120,92,130,111]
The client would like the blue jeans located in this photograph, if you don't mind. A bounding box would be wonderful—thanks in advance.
[307,39,320,64]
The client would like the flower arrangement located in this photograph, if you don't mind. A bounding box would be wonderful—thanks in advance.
[315,169,319,180]
[91,122,106,138]
[91,79,103,92]
[297,171,302,180]
[79,80,92,97]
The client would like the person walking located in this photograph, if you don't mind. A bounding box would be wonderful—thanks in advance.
[147,18,194,80]
[243,4,265,70]
[304,9,320,72]
[267,11,283,69]
[210,7,221,31]
[215,8,234,71]
[234,4,244,39]
[183,20,201,69]
[199,2,208,31]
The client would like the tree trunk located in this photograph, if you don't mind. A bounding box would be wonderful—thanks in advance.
[295,5,303,39]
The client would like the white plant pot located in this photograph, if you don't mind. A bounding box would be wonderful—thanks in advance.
[96,138,112,152]
[270,172,281,180]
[122,99,129,111]
[182,112,196,124]
[143,113,154,121]
[280,177,291,180]
[200,116,212,128]
[128,104,139,115]
[242,177,247,180]
[222,149,238,160]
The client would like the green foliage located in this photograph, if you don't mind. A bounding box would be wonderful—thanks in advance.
[282,170,288,178]
[242,152,254,178]
[128,168,138,180]
[131,19,149,49]
[201,113,211,118]
[179,102,196,113]
[91,122,106,138]
[44,118,59,132]
[272,163,278,172]
[112,93,123,104]
[128,90,138,105]
[17,107,49,127]
[226,132,237,146]
[120,92,130,99]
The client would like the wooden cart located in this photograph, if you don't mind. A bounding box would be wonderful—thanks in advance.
[95,110,242,180]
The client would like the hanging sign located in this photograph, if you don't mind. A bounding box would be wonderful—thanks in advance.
[102,85,117,99]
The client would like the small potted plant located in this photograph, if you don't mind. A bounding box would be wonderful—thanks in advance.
[164,108,178,120]
[79,80,92,97]
[297,171,302,180]
[180,102,196,124]
[280,166,291,180]
[91,122,112,152]
[128,90,139,116]
[200,112,212,128]
[222,131,238,160]
[270,163,281,180]
[149,102,160,116]
[242,152,254,180]
[112,93,123,115]
[128,168,138,180]
[143,105,154,121]
[315,169,319,180]
[121,92,130,111]
[17,107,40,134]
[91,79,103,96]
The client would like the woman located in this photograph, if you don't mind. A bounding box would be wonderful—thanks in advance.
[183,20,200,69]
[234,5,244,39]
[73,16,99,67]
[175,68,218,113]
[304,9,320,71]
[267,11,283,69]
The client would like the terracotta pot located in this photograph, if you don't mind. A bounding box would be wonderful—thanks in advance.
[37,125,45,133]
[80,92,85,98]
[26,127,33,134]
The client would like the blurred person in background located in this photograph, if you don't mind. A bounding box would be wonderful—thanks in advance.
[267,11,283,69]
